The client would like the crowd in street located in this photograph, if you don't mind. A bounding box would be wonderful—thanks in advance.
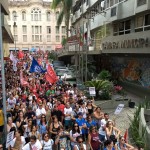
[0,50,137,150]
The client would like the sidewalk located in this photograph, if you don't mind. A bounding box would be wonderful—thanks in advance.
[95,91,142,134]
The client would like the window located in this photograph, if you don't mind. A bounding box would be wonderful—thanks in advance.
[12,11,17,21]
[135,14,150,32]
[47,26,51,34]
[22,25,27,34]
[61,26,66,34]
[32,26,42,42]
[31,8,41,21]
[62,36,65,40]
[55,26,59,34]
[47,11,51,21]
[56,36,60,42]
[56,12,59,20]
[111,7,117,17]
[145,14,150,26]
[47,35,51,42]
[22,11,26,21]
[113,20,131,35]
[137,0,146,7]
[23,35,27,42]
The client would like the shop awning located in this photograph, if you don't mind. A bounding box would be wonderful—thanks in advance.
[22,48,29,51]
[9,47,19,51]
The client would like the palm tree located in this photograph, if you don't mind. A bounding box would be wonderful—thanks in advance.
[52,0,73,38]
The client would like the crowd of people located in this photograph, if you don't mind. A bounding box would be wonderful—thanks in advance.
[0,51,136,150]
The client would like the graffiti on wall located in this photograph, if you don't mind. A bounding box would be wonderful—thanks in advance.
[111,57,150,87]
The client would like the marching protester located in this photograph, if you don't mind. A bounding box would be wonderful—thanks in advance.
[1,50,135,150]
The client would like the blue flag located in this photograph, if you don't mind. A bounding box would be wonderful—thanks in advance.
[29,57,46,73]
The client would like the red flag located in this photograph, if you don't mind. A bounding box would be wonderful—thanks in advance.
[124,129,128,143]
[47,64,58,82]
[20,70,29,86]
[18,50,24,59]
[45,72,55,84]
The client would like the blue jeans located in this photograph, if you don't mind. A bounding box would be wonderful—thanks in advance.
[99,134,105,142]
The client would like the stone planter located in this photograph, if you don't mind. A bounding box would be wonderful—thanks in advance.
[144,109,150,122]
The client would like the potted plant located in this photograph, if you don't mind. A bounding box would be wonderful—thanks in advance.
[85,79,113,99]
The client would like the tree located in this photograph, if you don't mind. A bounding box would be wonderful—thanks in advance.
[52,0,73,38]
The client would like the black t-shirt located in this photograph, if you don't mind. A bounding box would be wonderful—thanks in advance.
[51,110,63,122]
[11,109,20,122]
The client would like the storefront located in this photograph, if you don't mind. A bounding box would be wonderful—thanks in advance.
[101,31,150,88]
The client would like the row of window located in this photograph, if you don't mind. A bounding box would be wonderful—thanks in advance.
[14,35,65,42]
[10,9,60,21]
[11,25,66,34]
[113,14,150,36]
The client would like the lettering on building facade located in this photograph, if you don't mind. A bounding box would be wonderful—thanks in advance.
[102,38,149,50]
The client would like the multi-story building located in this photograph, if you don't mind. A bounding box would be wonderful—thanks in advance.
[0,0,13,57]
[58,0,150,89]
[8,0,66,51]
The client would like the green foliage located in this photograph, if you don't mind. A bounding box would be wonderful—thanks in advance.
[129,101,150,149]
[48,51,57,61]
[52,0,73,38]
[85,80,113,99]
[57,9,64,26]
[85,80,113,91]
[61,37,67,46]
[97,70,111,80]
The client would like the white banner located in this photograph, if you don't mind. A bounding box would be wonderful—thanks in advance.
[114,104,124,115]
[6,131,14,148]
[89,87,96,96]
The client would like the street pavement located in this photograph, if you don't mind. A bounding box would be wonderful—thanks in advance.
[95,91,142,135]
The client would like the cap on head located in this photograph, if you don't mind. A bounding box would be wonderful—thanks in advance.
[78,112,83,116]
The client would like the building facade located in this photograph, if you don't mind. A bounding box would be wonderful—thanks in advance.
[58,0,150,87]
[8,0,66,51]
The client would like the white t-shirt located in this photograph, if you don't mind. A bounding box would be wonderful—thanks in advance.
[70,130,81,146]
[79,107,87,119]
[10,136,26,149]
[22,139,42,150]
[99,119,106,136]
[74,144,86,150]
[36,107,46,117]
[64,107,72,120]
[7,97,16,109]
[41,139,54,150]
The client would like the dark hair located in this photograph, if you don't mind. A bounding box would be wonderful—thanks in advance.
[95,107,101,111]
[42,133,50,140]
[40,115,47,125]
[30,135,37,141]
[104,139,113,147]
[72,123,80,134]
[31,125,37,131]
[106,121,112,128]
[9,127,16,133]
[104,113,109,116]
[76,136,83,142]
[89,125,97,133]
